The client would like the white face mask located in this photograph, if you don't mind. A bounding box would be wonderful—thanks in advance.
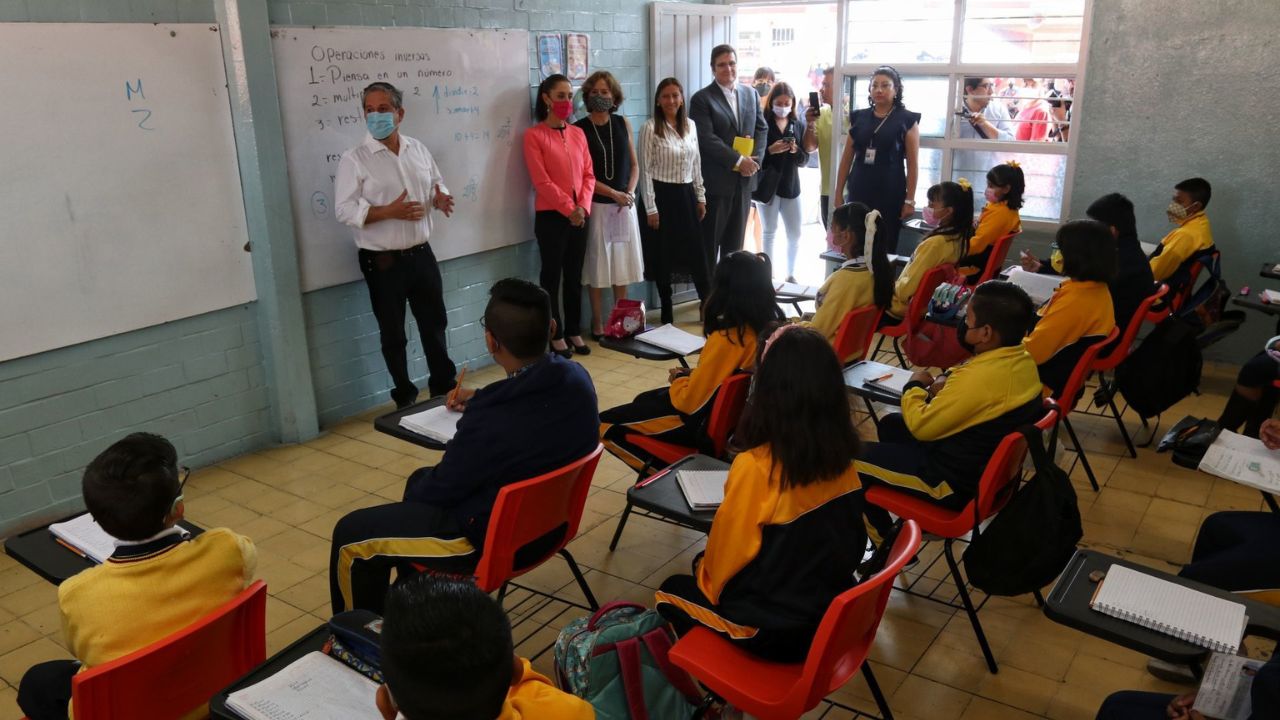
[772,104,791,118]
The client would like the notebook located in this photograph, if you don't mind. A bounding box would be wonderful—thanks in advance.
[1090,565,1247,653]
[861,367,914,398]
[676,469,729,510]
[775,281,818,298]
[635,324,706,356]
[49,513,120,564]
[397,404,462,444]
[225,651,382,720]
[731,136,754,158]
[1193,652,1266,720]
[1005,266,1065,306]
[1260,288,1280,304]
[1198,430,1280,494]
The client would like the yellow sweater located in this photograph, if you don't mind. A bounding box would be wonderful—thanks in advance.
[890,232,965,319]
[900,345,1043,441]
[809,260,875,341]
[1023,279,1116,366]
[959,201,1021,276]
[501,657,596,719]
[669,327,758,416]
[1150,212,1213,282]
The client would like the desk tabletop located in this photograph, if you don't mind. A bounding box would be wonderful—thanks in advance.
[209,625,331,720]
[599,333,696,367]
[843,360,907,407]
[373,395,450,451]
[4,513,205,585]
[628,454,730,534]
[1044,549,1280,667]
[1233,295,1280,316]
[1261,262,1280,281]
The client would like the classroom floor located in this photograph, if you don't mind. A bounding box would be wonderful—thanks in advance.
[0,307,1272,720]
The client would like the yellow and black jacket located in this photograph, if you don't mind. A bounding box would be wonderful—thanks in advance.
[809,259,875,341]
[890,232,965,319]
[1024,279,1115,397]
[669,327,758,417]
[958,201,1021,278]
[899,345,1044,497]
[1150,212,1214,283]
[501,657,596,719]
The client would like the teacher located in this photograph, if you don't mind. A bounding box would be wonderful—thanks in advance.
[834,66,920,254]
[334,81,457,409]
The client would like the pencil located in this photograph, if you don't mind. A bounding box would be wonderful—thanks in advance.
[449,366,467,406]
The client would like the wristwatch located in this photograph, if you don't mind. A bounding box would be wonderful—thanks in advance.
[903,199,916,207]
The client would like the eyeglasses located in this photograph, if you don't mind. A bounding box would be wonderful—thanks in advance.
[171,465,191,514]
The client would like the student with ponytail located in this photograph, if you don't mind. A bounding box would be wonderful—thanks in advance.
[884,180,974,323]
[808,202,893,342]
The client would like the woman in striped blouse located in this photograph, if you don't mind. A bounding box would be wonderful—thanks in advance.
[639,77,710,325]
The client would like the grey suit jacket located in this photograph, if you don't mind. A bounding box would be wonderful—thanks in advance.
[689,82,768,198]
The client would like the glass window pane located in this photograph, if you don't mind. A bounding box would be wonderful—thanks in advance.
[954,76,1074,143]
[849,75,950,138]
[845,0,955,65]
[962,0,1085,64]
[951,150,1067,221]
[914,148,943,208]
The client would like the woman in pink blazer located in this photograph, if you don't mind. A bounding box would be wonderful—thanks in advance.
[523,74,596,357]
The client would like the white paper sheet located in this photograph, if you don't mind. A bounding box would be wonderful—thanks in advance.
[635,324,706,356]
[397,405,462,444]
[1193,653,1265,720]
[225,651,382,720]
[1198,430,1280,494]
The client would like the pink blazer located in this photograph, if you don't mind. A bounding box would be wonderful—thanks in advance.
[523,123,596,217]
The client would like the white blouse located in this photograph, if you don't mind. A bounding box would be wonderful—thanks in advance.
[638,118,706,214]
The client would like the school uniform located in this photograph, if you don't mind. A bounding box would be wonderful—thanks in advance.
[1096,654,1279,720]
[887,232,965,320]
[1148,211,1214,284]
[1023,279,1116,398]
[808,258,875,342]
[18,528,256,720]
[502,657,596,719]
[857,345,1043,538]
[958,201,1021,279]
[655,445,865,662]
[600,327,757,472]
[328,354,599,614]
[1178,511,1280,605]
[1110,231,1157,330]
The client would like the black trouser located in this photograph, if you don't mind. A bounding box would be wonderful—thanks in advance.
[701,188,749,271]
[535,210,588,340]
[651,181,710,324]
[820,194,830,230]
[18,660,78,720]
[329,499,478,615]
[1179,511,1280,592]
[359,244,457,406]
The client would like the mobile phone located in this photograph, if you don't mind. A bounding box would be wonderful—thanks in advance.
[809,91,820,109]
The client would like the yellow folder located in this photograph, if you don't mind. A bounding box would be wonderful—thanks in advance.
[732,136,754,157]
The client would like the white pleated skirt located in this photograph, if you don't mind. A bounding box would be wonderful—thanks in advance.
[583,201,645,288]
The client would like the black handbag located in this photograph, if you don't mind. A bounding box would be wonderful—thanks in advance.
[751,164,782,204]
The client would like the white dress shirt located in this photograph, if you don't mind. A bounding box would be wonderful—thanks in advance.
[717,81,739,127]
[638,118,706,214]
[334,133,450,251]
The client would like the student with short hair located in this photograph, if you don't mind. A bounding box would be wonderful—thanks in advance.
[858,281,1044,540]
[1149,177,1215,286]
[328,278,599,614]
[600,251,784,472]
[376,573,594,720]
[655,325,866,662]
[807,201,893,343]
[884,180,973,323]
[18,434,257,720]
[1024,219,1117,397]
[958,162,1024,281]
[1084,192,1157,329]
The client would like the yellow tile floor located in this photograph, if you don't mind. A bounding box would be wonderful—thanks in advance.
[0,310,1273,719]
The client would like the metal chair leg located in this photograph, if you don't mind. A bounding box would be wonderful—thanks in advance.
[1106,393,1138,459]
[559,549,598,610]
[1063,415,1099,491]
[608,502,634,551]
[892,336,909,368]
[496,581,509,607]
[1033,589,1045,608]
[942,540,998,673]
[873,334,887,362]
[862,660,894,720]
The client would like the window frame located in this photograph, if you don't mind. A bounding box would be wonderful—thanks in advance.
[829,0,1095,228]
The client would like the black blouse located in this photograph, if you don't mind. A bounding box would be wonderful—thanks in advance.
[760,114,809,200]
[575,114,632,204]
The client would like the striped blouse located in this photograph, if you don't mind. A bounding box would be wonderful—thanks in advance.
[638,117,706,214]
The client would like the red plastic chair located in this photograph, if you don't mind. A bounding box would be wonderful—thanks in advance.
[609,374,752,551]
[873,264,954,367]
[832,305,883,365]
[1086,285,1169,457]
[865,401,1059,674]
[970,231,1020,286]
[1053,327,1120,492]
[668,521,922,720]
[68,580,266,720]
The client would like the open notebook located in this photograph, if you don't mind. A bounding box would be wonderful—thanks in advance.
[49,513,120,564]
[1193,652,1267,720]
[1090,565,1247,653]
[861,366,914,398]
[676,469,729,510]
[635,324,706,356]
[774,281,818,298]
[1198,429,1280,494]
[1005,266,1065,307]
[225,651,383,720]
[398,404,462,444]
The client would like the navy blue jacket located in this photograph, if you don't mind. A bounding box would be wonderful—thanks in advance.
[403,353,599,547]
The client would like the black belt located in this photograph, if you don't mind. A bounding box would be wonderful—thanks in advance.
[360,243,429,256]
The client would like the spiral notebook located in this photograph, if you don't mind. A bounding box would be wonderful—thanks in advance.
[676,469,729,510]
[1090,565,1247,653]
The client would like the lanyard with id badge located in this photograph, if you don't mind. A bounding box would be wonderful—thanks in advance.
[863,108,894,165]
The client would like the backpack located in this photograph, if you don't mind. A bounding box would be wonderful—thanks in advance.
[963,425,1083,597]
[901,277,974,370]
[1114,315,1203,419]
[554,602,703,720]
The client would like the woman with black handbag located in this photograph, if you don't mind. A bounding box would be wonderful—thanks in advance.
[753,82,809,282]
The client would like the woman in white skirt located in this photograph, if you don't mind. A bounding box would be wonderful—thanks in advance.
[575,71,645,340]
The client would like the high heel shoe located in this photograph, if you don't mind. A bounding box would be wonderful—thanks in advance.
[569,336,591,355]
[551,340,572,359]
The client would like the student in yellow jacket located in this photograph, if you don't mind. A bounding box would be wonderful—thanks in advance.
[656,325,866,662]
[807,201,894,342]
[377,574,594,720]
[884,180,973,322]
[600,251,784,472]
[1024,219,1117,398]
[958,162,1024,280]
[1149,177,1214,285]
[857,282,1044,541]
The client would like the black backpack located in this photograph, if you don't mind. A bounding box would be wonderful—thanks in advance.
[1114,315,1203,419]
[963,425,1082,597]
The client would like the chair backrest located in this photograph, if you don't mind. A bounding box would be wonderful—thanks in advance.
[472,445,603,592]
[1094,284,1168,372]
[974,231,1019,285]
[905,264,955,327]
[796,520,922,707]
[71,580,267,720]
[1055,327,1120,415]
[1170,250,1217,313]
[704,373,753,457]
[832,305,883,364]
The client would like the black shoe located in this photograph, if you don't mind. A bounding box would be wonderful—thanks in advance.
[591,331,605,342]
[551,342,573,359]
[569,337,591,355]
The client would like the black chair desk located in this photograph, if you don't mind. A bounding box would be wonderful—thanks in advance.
[1261,262,1280,281]
[1044,549,1280,675]
[608,454,727,550]
[373,395,450,451]
[209,625,331,719]
[1232,294,1280,335]
[599,334,697,369]
[4,513,204,585]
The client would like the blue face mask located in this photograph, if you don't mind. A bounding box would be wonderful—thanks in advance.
[366,111,397,140]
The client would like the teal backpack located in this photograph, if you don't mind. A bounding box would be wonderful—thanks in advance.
[554,602,704,719]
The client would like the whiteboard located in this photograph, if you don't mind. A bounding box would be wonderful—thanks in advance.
[0,23,255,363]
[270,27,533,291]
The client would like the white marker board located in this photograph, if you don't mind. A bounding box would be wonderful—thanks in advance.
[270,26,533,291]
[0,23,255,363]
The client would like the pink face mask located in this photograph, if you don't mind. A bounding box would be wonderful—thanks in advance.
[922,206,942,226]
[551,100,573,120]
[984,187,1002,204]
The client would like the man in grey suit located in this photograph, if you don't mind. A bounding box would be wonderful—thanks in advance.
[690,44,768,271]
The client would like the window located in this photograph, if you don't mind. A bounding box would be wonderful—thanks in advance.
[771,27,795,46]
[836,0,1090,221]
